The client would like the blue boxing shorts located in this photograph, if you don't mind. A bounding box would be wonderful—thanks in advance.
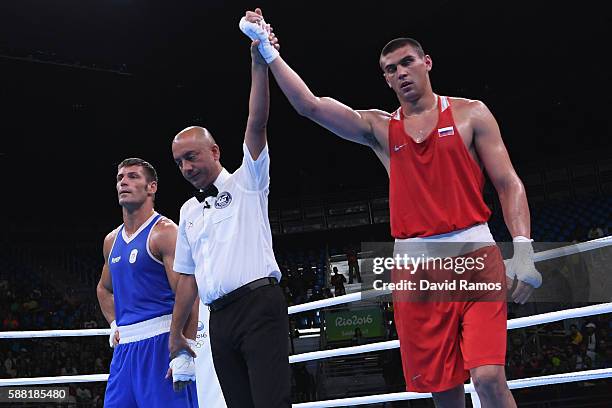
[104,314,198,408]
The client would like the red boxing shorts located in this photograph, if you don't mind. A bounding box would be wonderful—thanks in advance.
[391,245,507,392]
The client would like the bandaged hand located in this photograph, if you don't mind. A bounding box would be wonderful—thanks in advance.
[168,339,197,392]
[108,320,119,348]
[504,236,542,304]
[239,9,279,63]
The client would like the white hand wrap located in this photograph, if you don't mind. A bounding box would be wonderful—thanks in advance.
[169,339,196,383]
[109,320,118,348]
[504,236,542,288]
[239,17,279,63]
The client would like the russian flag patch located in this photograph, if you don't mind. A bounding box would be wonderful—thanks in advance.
[438,126,454,137]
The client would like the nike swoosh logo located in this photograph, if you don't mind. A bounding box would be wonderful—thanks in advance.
[394,143,408,152]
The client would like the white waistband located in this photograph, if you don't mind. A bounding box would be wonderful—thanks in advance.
[394,223,496,258]
[118,314,172,344]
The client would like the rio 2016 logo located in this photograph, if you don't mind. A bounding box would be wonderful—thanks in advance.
[335,315,373,327]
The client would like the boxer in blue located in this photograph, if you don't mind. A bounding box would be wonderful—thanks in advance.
[97,158,198,407]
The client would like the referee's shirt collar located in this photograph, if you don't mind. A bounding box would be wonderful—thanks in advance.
[213,168,231,190]
[198,168,230,194]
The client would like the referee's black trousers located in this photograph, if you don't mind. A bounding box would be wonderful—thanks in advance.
[209,284,291,408]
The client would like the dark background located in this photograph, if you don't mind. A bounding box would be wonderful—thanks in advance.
[0,3,611,405]
[0,0,609,235]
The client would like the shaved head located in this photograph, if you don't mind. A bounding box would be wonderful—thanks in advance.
[172,125,222,190]
[173,126,216,146]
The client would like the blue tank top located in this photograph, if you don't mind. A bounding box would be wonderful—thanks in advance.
[109,213,175,326]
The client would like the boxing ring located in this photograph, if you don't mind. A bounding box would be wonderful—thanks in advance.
[2,236,611,407]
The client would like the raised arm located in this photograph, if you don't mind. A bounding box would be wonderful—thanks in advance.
[241,9,382,149]
[270,57,381,148]
[244,11,271,161]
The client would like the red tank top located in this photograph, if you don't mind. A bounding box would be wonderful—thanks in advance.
[388,96,491,238]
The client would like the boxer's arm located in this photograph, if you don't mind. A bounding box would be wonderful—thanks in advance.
[97,230,120,346]
[168,273,198,358]
[166,272,198,390]
[186,297,199,341]
[472,100,540,303]
[240,9,384,149]
[472,101,530,239]
[244,43,270,161]
[96,230,116,325]
[151,219,198,340]
[269,57,381,148]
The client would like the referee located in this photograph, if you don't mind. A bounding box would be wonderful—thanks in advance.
[167,27,290,408]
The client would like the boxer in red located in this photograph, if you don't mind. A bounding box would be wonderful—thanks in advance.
[240,9,542,407]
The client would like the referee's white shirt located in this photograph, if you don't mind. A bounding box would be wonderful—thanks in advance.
[173,143,281,305]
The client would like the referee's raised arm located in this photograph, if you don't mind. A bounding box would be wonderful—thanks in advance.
[243,9,278,160]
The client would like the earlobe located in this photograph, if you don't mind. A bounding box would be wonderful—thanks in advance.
[212,144,221,161]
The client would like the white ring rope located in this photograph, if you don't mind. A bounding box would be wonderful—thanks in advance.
[4,301,610,343]
[289,292,368,315]
[291,368,612,408]
[533,235,611,263]
[507,302,612,330]
[288,303,612,363]
[0,328,110,339]
[1,368,610,406]
[0,374,109,387]
[2,302,610,378]
[289,340,399,364]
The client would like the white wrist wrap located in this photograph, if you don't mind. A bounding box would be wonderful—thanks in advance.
[169,339,197,383]
[504,237,542,288]
[239,17,279,63]
[109,320,118,349]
